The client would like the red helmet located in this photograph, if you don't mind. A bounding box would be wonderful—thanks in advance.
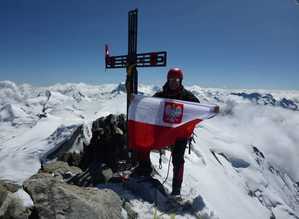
[167,68,183,80]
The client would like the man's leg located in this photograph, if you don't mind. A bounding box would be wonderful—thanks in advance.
[171,140,187,195]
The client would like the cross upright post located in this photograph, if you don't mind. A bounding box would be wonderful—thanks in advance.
[127,9,138,113]
[105,9,167,147]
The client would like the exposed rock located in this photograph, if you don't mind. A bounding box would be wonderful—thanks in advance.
[123,202,138,219]
[42,124,86,163]
[23,173,122,219]
[111,83,126,94]
[93,165,113,184]
[0,179,21,193]
[40,161,82,180]
[41,114,130,174]
[280,98,298,110]
[0,184,8,206]
[231,92,262,102]
[68,162,113,187]
[59,151,82,167]
[252,146,265,159]
[80,114,128,171]
[0,184,31,219]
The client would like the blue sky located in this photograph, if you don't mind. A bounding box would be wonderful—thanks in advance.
[0,0,298,89]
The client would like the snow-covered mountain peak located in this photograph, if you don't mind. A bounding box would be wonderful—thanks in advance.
[1,81,299,218]
[0,104,27,122]
[111,82,127,94]
[231,92,298,110]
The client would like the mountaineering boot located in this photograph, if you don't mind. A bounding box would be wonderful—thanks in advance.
[170,186,183,203]
[171,181,181,196]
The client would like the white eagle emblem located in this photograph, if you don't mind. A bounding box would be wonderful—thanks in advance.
[163,102,184,124]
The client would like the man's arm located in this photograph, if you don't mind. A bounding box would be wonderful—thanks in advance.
[184,90,200,103]
[152,91,164,98]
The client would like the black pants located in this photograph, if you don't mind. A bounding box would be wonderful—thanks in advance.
[171,139,187,194]
[135,139,188,194]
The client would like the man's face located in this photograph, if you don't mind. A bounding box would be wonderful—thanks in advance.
[168,78,181,91]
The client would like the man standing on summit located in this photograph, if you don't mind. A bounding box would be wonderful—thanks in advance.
[132,68,200,196]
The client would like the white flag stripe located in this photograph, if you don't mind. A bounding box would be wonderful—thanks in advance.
[128,94,217,128]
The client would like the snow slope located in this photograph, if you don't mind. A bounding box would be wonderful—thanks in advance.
[0,80,299,219]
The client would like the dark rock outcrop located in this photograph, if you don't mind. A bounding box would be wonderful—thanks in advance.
[67,162,114,187]
[45,114,130,173]
[79,114,128,171]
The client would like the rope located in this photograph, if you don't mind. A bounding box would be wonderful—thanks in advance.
[162,152,172,185]
[159,150,163,169]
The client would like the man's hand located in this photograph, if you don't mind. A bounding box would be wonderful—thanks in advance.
[213,106,220,113]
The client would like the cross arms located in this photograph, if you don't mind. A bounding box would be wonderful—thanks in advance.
[105,45,167,69]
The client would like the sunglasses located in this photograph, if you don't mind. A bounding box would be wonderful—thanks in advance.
[168,78,181,82]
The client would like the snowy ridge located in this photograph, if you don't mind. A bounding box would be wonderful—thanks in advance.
[231,92,298,110]
[0,80,299,219]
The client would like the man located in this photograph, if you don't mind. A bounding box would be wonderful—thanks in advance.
[132,68,200,196]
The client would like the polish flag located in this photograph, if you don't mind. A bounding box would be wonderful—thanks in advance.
[128,94,219,152]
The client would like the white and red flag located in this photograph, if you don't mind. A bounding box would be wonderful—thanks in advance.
[128,94,219,152]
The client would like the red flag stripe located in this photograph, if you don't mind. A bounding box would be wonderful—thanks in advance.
[128,119,202,152]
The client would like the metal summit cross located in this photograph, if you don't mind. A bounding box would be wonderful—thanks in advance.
[105,9,167,115]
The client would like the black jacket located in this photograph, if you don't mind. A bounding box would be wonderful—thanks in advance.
[153,82,200,103]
